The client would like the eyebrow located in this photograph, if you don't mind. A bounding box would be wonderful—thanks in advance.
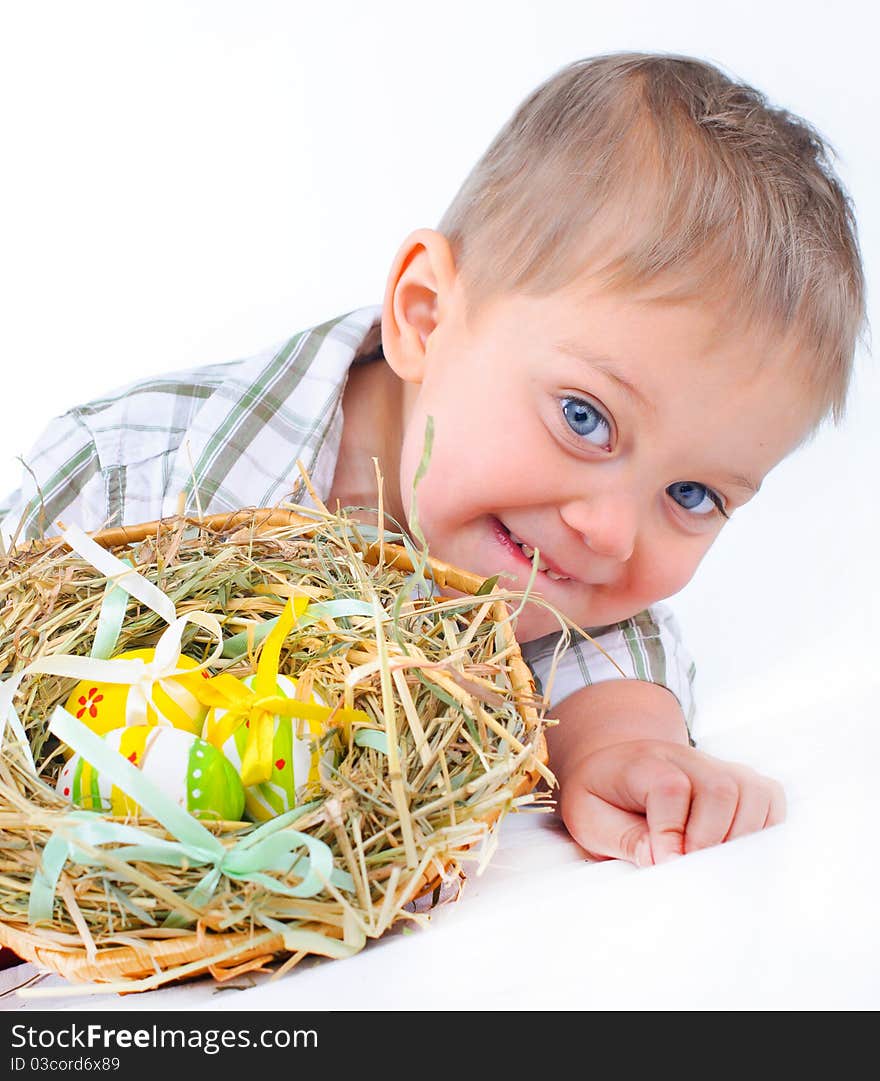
[722,474,761,496]
[556,340,655,416]
[556,339,762,496]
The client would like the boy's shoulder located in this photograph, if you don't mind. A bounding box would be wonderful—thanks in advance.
[2,306,382,542]
[65,305,382,467]
[67,348,279,452]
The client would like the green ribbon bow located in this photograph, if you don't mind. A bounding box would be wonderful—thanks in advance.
[30,706,353,928]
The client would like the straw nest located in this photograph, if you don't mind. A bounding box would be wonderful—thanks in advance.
[0,502,554,994]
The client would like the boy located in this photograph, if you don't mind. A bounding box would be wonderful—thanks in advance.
[0,54,865,869]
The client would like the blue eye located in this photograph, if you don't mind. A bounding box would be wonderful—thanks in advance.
[666,481,727,518]
[561,397,612,447]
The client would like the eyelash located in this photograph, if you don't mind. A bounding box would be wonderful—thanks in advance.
[700,489,730,520]
[558,395,730,521]
[664,481,730,523]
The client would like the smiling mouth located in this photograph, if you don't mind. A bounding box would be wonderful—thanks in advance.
[493,518,572,582]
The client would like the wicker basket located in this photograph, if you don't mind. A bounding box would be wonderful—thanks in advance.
[0,507,549,991]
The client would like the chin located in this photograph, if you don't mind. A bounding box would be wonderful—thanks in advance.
[507,601,571,643]
[509,595,647,643]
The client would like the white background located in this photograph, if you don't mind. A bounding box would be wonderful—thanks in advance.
[0,0,877,1010]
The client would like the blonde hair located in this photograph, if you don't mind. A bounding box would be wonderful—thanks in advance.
[438,53,866,423]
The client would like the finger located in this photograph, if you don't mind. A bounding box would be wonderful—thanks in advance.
[559,784,653,866]
[655,745,756,853]
[683,774,740,853]
[724,781,773,842]
[624,757,693,864]
[764,779,787,827]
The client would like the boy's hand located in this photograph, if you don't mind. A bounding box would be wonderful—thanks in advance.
[546,680,786,866]
[557,739,786,866]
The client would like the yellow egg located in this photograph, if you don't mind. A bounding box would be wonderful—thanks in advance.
[63,649,211,748]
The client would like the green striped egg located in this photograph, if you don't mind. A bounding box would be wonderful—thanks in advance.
[56,724,245,822]
[211,674,336,822]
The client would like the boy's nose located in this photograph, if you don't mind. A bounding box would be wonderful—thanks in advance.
[558,494,638,564]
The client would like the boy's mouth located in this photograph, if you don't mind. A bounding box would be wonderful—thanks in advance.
[491,518,572,582]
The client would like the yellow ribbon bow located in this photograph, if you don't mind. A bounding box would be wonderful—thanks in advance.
[200,598,368,786]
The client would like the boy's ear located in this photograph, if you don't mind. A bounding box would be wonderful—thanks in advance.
[381,229,457,384]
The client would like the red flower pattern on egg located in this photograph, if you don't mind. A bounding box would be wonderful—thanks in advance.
[75,687,104,720]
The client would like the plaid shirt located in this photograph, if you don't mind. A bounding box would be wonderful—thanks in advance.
[0,305,696,729]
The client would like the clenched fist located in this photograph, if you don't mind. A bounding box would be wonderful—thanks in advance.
[557,738,786,865]
[546,679,786,866]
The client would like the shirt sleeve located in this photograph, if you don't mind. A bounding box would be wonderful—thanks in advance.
[520,602,698,741]
[0,411,110,546]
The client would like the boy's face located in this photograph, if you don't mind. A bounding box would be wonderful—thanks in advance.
[392,270,817,642]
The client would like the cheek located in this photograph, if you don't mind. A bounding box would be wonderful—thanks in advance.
[404,401,531,518]
[630,534,714,602]
[397,411,465,538]
[397,424,420,521]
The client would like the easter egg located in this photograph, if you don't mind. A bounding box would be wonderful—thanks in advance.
[63,649,211,744]
[206,674,337,822]
[56,724,245,822]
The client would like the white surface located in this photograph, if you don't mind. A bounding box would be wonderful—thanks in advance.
[0,0,878,1011]
[4,673,878,1010]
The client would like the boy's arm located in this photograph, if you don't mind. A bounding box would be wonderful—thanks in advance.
[546,680,786,865]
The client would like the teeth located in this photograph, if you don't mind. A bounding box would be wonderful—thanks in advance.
[519,542,568,579]
[519,542,548,571]
[505,527,570,581]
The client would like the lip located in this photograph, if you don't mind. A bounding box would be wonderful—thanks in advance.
[490,517,577,583]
